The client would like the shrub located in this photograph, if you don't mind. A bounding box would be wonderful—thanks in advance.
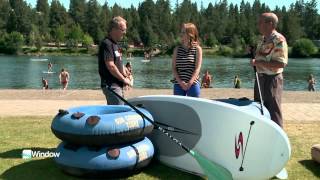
[292,38,318,57]
[0,32,24,54]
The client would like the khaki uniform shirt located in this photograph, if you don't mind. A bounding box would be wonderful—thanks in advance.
[255,31,288,75]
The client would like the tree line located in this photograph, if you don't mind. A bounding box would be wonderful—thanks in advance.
[0,0,319,57]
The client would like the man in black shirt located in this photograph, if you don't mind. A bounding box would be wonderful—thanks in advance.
[98,16,131,105]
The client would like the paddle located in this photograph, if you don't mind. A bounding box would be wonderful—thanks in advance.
[107,86,233,180]
[249,47,264,115]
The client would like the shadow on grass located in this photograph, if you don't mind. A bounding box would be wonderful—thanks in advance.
[0,148,56,159]
[0,158,77,180]
[299,160,320,178]
[143,160,201,180]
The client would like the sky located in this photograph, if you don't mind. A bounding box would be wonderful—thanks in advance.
[26,0,320,12]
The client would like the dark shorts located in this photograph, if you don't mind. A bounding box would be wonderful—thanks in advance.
[254,73,283,128]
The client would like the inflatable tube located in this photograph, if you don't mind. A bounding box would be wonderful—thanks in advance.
[51,105,154,146]
[54,137,154,178]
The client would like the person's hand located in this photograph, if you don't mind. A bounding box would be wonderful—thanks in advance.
[186,81,193,90]
[123,77,132,86]
[179,81,188,91]
[250,58,256,67]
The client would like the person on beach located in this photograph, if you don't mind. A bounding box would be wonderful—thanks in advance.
[250,13,288,128]
[308,74,316,91]
[42,77,48,90]
[172,23,202,97]
[59,68,70,90]
[201,70,212,88]
[98,16,131,105]
[234,75,241,89]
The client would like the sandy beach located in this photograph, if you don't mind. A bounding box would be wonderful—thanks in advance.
[0,88,319,121]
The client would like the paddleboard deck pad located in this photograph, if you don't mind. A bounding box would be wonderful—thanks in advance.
[128,95,291,180]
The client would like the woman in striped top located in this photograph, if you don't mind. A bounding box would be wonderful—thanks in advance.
[172,23,203,97]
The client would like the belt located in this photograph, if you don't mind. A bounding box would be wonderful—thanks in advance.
[258,73,282,77]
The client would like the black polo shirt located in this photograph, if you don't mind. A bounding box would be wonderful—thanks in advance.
[98,37,124,88]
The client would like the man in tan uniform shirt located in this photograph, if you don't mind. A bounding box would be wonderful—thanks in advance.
[251,13,288,128]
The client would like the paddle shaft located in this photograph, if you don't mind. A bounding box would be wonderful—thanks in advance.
[250,50,264,115]
[254,67,264,115]
[107,87,191,152]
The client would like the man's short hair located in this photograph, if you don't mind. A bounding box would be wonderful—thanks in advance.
[108,16,127,33]
[261,13,278,28]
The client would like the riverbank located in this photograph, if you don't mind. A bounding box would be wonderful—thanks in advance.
[9,45,320,58]
[0,88,319,121]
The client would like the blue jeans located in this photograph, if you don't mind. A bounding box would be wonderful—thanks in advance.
[173,83,200,97]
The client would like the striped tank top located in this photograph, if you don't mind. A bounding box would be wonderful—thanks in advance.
[174,45,200,84]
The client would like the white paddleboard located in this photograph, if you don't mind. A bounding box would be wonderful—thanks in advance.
[30,58,48,62]
[128,95,291,180]
[42,71,56,74]
[141,59,150,63]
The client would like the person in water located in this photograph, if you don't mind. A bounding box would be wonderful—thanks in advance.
[59,68,70,90]
[201,70,212,88]
[308,74,316,91]
[234,75,241,89]
[42,77,48,90]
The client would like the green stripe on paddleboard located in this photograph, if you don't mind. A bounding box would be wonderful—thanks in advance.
[190,150,233,180]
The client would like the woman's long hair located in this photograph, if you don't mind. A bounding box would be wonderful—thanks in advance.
[183,23,200,47]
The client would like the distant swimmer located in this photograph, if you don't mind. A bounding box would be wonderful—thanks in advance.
[201,70,212,88]
[42,77,48,90]
[48,62,53,72]
[308,74,316,91]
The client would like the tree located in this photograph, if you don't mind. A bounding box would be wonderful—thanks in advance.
[36,0,50,37]
[99,2,111,37]
[154,0,173,45]
[82,33,94,50]
[204,33,218,47]
[7,0,32,36]
[69,0,86,31]
[303,0,319,39]
[0,31,24,54]
[111,3,123,17]
[0,0,11,31]
[53,25,65,48]
[282,6,304,45]
[49,0,69,30]
[139,17,157,47]
[67,24,83,48]
[85,0,102,44]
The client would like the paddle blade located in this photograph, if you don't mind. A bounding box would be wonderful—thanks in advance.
[190,150,233,180]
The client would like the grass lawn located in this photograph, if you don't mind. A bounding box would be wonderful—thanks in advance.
[0,116,319,180]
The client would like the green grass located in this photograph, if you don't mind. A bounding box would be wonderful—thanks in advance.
[0,116,319,180]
